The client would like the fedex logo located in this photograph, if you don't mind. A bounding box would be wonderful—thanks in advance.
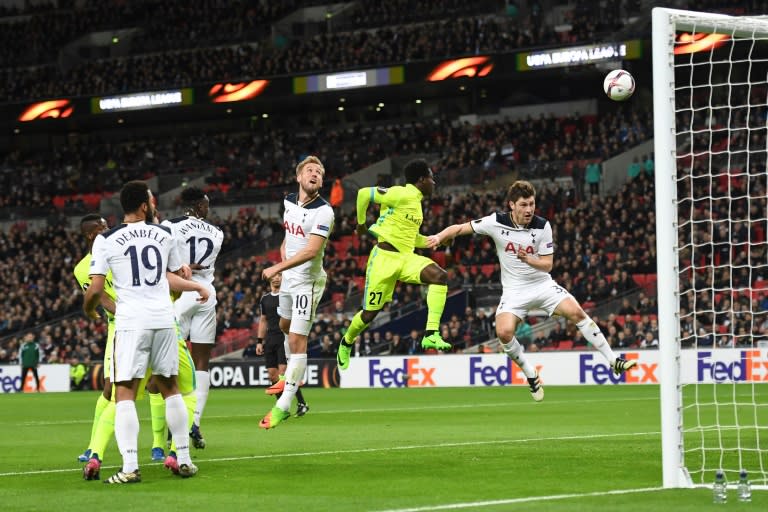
[369,358,436,388]
[579,353,657,384]
[469,356,539,386]
[698,350,768,382]
[23,372,45,392]
[0,368,21,393]
[0,368,30,393]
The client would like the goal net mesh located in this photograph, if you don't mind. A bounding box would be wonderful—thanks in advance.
[671,12,768,486]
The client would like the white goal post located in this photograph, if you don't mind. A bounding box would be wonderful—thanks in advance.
[653,7,768,489]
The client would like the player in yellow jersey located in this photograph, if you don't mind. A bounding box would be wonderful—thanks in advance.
[337,159,451,370]
[74,215,118,466]
[75,214,206,480]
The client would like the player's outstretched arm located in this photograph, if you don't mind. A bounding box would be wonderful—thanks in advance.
[167,271,209,303]
[426,222,474,249]
[516,251,554,273]
[355,187,373,235]
[263,234,326,281]
[255,305,267,356]
[355,185,395,235]
[100,294,116,316]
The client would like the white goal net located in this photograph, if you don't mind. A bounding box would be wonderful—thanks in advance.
[653,8,768,489]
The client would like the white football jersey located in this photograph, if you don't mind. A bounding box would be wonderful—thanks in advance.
[90,221,182,329]
[162,215,223,287]
[471,212,554,289]
[282,192,334,281]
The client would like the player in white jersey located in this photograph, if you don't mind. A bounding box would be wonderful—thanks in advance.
[259,155,334,429]
[84,180,204,483]
[162,186,223,449]
[428,180,637,401]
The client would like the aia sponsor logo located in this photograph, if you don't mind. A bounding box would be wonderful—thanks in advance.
[505,243,534,254]
[284,221,306,237]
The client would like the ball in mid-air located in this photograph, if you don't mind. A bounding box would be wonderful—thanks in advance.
[603,69,635,101]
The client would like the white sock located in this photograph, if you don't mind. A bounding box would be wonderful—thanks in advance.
[576,317,617,364]
[500,337,537,379]
[194,370,210,427]
[165,393,192,465]
[283,334,291,358]
[114,400,139,473]
[276,354,307,411]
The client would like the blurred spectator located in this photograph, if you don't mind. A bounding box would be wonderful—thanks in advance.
[319,335,336,358]
[389,333,409,355]
[514,320,533,346]
[70,357,88,390]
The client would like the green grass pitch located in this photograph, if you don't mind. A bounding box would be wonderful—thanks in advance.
[0,386,763,511]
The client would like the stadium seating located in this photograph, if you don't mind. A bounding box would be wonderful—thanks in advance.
[3,0,763,365]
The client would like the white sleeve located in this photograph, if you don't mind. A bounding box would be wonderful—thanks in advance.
[90,235,109,276]
[538,222,554,256]
[160,220,177,244]
[309,205,335,238]
[167,243,183,273]
[469,214,495,236]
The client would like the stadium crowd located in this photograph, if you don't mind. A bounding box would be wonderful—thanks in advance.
[1,0,766,369]
[0,0,644,102]
[3,123,766,365]
[0,0,759,96]
[0,169,676,366]
[0,103,653,218]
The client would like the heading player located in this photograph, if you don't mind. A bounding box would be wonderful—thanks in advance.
[259,156,333,429]
[74,214,118,474]
[257,272,309,416]
[337,158,451,372]
[428,180,637,401]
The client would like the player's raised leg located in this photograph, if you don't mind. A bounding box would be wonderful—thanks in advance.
[554,297,636,374]
[260,277,324,429]
[495,309,542,401]
[414,259,450,351]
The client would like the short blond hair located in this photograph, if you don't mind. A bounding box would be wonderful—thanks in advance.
[296,155,325,176]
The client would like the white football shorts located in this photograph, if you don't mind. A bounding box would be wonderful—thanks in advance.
[278,274,327,336]
[496,278,573,319]
[111,328,179,382]
[174,285,217,344]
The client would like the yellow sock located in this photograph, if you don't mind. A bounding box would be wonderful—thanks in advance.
[183,392,196,430]
[88,394,110,448]
[343,310,370,344]
[426,284,447,331]
[89,399,115,459]
[149,392,166,449]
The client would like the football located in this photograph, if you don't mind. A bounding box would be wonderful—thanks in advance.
[603,69,635,101]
